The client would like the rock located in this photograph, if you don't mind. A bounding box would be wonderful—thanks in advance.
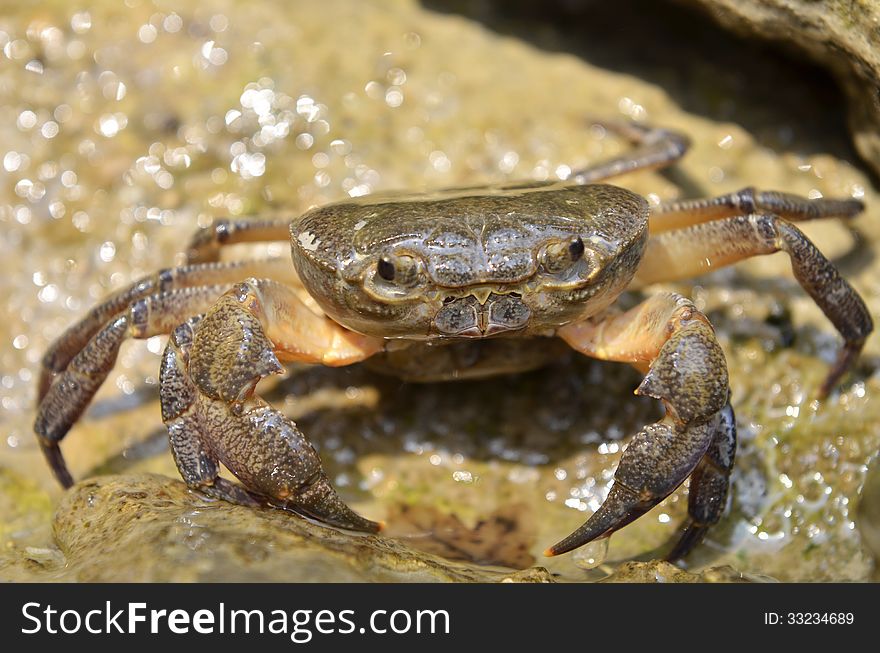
[49,474,762,583]
[857,457,880,580]
[51,474,555,583]
[600,560,772,583]
[0,468,58,582]
[682,0,880,177]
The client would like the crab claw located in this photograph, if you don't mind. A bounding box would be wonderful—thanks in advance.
[161,304,381,538]
[201,394,382,536]
[291,473,382,533]
[544,483,651,556]
[665,399,737,562]
[545,417,717,557]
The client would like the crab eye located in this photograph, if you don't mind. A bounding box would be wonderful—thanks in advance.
[377,256,396,281]
[568,236,585,261]
[374,252,421,286]
[541,236,585,273]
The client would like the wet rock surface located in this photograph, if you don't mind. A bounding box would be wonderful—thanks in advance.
[682,0,880,179]
[1,0,879,582]
[857,457,880,580]
[24,473,754,583]
[601,560,768,583]
[51,474,555,582]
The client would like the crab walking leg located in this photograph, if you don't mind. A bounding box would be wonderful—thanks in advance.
[666,400,737,561]
[186,217,292,263]
[171,278,384,531]
[37,257,296,402]
[571,121,690,184]
[35,285,235,487]
[649,187,864,233]
[634,213,874,395]
[546,293,729,556]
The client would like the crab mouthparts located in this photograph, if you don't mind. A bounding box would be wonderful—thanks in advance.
[434,290,530,336]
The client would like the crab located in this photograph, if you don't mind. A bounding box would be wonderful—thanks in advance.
[34,121,873,562]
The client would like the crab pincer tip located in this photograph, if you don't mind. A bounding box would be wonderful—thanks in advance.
[543,483,652,556]
[293,474,382,534]
[543,531,609,558]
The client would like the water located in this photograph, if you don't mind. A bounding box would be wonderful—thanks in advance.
[572,537,609,570]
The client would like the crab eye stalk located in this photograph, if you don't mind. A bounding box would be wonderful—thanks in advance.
[377,255,396,281]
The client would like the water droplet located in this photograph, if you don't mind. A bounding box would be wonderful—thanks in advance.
[572,538,609,570]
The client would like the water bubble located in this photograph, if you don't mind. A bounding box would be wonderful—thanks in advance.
[208,47,227,66]
[49,202,66,219]
[312,152,329,168]
[163,14,182,33]
[14,179,33,197]
[155,170,174,189]
[40,121,59,138]
[231,151,266,179]
[387,68,407,85]
[99,241,116,262]
[498,150,519,174]
[38,284,58,303]
[3,151,22,172]
[429,150,450,173]
[209,15,229,32]
[385,87,403,108]
[403,32,421,49]
[71,12,92,34]
[364,81,383,99]
[17,110,37,130]
[97,113,125,137]
[138,24,157,44]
